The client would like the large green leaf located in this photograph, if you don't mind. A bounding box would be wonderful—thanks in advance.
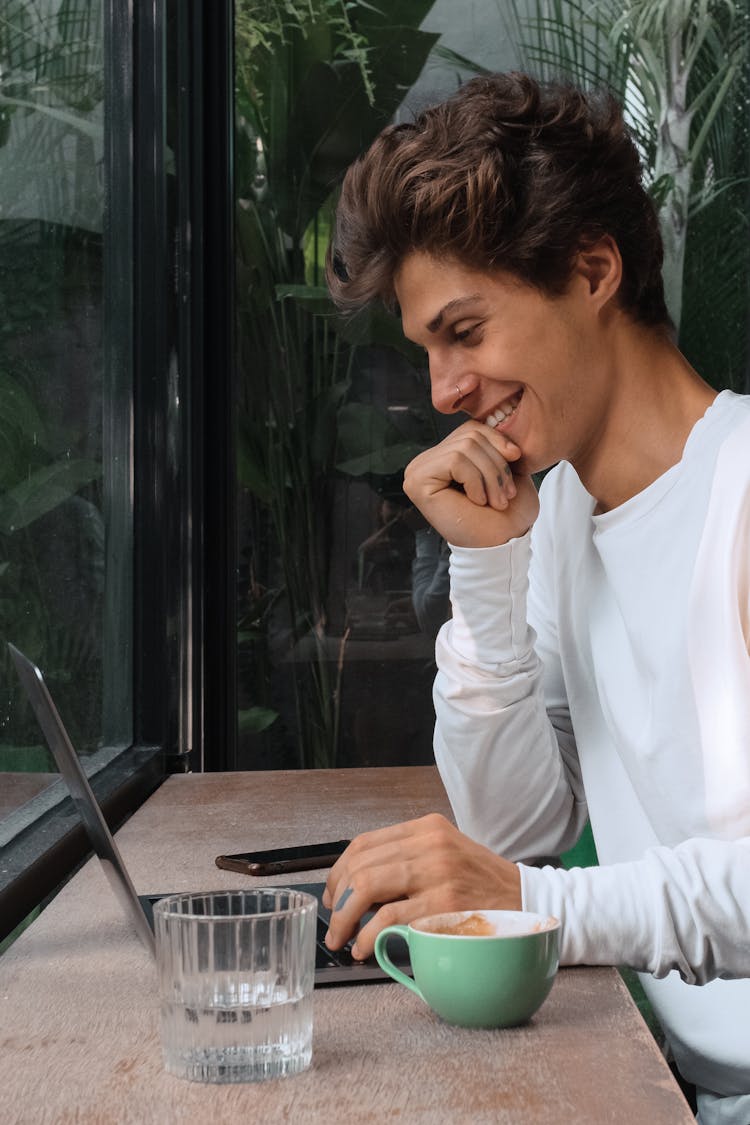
[334,304,425,366]
[336,402,424,475]
[336,441,425,477]
[0,377,50,487]
[0,0,105,232]
[0,95,101,140]
[274,283,334,314]
[0,459,101,533]
[356,0,437,30]
[274,282,427,365]
[242,1,439,239]
[238,706,279,734]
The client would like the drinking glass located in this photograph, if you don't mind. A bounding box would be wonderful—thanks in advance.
[154,888,317,1083]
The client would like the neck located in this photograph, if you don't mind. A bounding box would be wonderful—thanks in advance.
[573,322,718,514]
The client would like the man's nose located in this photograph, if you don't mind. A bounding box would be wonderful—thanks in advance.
[429,359,468,415]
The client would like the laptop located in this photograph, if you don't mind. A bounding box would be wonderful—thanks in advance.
[9,643,404,986]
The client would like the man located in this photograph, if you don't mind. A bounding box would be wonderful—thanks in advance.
[322,72,750,1123]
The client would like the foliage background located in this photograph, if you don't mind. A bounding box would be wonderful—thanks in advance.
[0,1,107,762]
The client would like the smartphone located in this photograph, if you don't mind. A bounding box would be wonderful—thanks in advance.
[215,839,351,876]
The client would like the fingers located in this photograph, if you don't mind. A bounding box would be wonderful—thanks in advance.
[453,421,522,465]
[402,422,539,549]
[443,425,519,511]
[322,815,450,950]
[406,423,520,512]
[322,813,524,960]
[449,445,517,511]
[322,818,429,906]
[349,901,414,961]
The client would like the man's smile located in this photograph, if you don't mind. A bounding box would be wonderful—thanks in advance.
[485,389,524,430]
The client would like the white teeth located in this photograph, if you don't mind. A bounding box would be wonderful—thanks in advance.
[486,397,519,429]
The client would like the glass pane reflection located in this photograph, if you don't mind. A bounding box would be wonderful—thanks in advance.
[0,1,131,838]
[233,0,448,769]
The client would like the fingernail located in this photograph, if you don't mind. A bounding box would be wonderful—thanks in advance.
[325,929,332,946]
[351,943,361,961]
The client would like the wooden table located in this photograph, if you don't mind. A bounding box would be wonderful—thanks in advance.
[0,767,693,1124]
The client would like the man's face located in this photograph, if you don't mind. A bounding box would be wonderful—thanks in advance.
[394,251,616,477]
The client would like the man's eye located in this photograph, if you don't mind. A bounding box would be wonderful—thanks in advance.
[454,325,477,343]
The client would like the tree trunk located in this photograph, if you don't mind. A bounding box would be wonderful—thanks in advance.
[649,24,693,335]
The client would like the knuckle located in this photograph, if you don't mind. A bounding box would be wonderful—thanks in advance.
[420,812,449,831]
[421,812,454,842]
[442,885,464,912]
[376,901,403,928]
[347,833,367,857]
[348,867,371,900]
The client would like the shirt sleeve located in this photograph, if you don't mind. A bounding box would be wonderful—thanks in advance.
[432,530,587,862]
[519,836,750,984]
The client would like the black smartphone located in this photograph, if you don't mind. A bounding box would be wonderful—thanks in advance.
[215,839,351,876]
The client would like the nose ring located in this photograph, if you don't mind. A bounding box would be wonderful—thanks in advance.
[455,383,462,399]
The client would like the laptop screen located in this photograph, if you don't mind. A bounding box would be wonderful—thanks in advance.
[8,643,156,956]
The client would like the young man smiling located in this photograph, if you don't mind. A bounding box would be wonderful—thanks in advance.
[323,73,750,1124]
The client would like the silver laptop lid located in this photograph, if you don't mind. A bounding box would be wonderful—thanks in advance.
[8,643,155,956]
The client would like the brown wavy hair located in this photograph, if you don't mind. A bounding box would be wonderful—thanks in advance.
[327,72,669,328]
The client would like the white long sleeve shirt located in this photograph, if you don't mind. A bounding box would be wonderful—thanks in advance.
[433,390,750,1116]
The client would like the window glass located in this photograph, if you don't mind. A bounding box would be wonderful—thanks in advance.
[0,1,131,845]
[233,0,452,770]
[232,1,749,771]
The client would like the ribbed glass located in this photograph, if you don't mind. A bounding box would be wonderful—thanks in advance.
[154,889,316,1082]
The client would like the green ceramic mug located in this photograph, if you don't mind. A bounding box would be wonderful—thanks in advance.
[374,909,560,1028]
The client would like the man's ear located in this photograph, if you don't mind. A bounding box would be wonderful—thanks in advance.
[574,235,622,309]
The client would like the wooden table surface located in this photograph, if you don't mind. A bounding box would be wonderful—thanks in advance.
[0,766,693,1124]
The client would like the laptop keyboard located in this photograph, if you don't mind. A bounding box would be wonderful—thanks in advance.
[315,917,359,968]
[140,890,407,983]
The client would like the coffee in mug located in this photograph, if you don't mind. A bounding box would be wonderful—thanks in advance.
[374,909,560,1028]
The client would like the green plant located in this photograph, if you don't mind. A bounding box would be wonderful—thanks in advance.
[234,0,440,767]
[0,1,103,234]
[502,0,749,379]
[0,1,106,756]
[610,0,747,332]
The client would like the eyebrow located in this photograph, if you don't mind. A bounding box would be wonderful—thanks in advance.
[426,295,484,333]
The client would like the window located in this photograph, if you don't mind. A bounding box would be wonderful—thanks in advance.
[0,0,180,945]
[231,1,445,770]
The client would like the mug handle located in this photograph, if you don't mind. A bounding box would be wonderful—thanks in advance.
[374,925,424,1000]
